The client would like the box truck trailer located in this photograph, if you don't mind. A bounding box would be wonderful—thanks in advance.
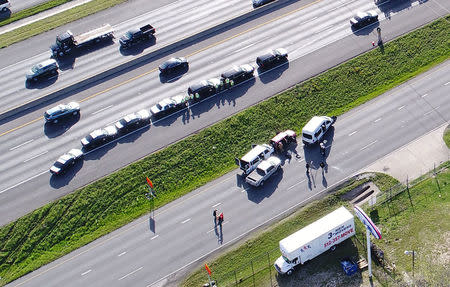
[274,206,355,275]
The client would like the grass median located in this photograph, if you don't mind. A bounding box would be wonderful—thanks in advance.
[0,16,449,286]
[0,0,128,48]
[182,165,449,287]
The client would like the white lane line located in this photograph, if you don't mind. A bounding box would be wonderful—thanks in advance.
[118,252,126,257]
[118,266,143,281]
[423,110,433,116]
[151,235,159,240]
[421,93,428,98]
[234,43,256,54]
[374,118,382,123]
[329,3,347,11]
[444,82,449,86]
[81,269,91,276]
[315,25,334,34]
[348,131,357,136]
[92,105,113,115]
[360,140,378,151]
[181,218,191,224]
[10,139,34,151]
[212,202,221,208]
[0,170,48,194]
[398,105,405,110]
[23,150,48,162]
[165,75,183,83]
[287,179,306,190]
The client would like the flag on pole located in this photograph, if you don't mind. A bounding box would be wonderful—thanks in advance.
[146,177,153,188]
[205,264,212,275]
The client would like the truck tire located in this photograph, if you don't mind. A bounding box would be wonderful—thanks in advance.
[286,269,293,276]
[59,51,64,57]
[330,245,336,251]
[2,7,8,12]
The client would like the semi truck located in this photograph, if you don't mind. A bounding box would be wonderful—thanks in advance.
[274,206,355,275]
[51,24,114,57]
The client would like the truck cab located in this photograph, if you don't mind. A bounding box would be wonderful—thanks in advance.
[51,31,75,57]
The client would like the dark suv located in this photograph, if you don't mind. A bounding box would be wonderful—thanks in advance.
[256,48,288,69]
[187,78,224,102]
[26,59,59,82]
[221,64,254,86]
[44,102,80,124]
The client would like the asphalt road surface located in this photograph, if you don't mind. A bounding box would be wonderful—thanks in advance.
[8,60,449,287]
[0,0,265,115]
[0,0,449,225]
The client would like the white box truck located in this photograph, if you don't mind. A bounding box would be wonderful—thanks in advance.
[274,206,355,275]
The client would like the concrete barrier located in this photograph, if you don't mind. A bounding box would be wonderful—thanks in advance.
[0,0,294,122]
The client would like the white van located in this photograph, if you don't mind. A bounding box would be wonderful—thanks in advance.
[235,144,274,175]
[0,0,11,12]
[301,116,336,145]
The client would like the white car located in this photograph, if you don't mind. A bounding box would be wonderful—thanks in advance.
[245,156,281,187]
[50,149,83,175]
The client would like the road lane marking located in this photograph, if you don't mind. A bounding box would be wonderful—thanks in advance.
[151,235,159,240]
[444,82,449,86]
[10,139,34,151]
[91,105,113,115]
[0,116,42,137]
[0,170,48,194]
[233,43,256,54]
[360,140,377,151]
[212,202,221,208]
[287,179,306,190]
[23,150,48,162]
[423,110,433,116]
[118,266,143,281]
[421,93,428,98]
[81,269,91,276]
[118,251,126,257]
[348,131,357,136]
[374,118,382,123]
[398,105,405,110]
[300,16,318,25]
[181,218,191,224]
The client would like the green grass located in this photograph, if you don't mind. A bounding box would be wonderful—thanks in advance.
[0,16,449,286]
[444,126,450,149]
[0,0,128,48]
[182,167,449,287]
[0,0,74,27]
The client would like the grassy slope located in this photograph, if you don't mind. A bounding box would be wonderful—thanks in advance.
[182,168,449,287]
[0,16,449,286]
[444,126,450,148]
[0,0,127,48]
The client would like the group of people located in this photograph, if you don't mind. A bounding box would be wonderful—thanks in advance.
[305,140,327,175]
[212,209,224,226]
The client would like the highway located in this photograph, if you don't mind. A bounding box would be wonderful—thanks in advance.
[1,0,449,225]
[8,59,449,287]
[0,0,268,116]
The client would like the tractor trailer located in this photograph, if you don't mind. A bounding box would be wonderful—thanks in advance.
[274,206,355,275]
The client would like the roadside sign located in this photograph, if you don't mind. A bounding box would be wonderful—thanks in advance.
[354,206,382,240]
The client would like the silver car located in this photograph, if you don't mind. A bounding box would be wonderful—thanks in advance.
[50,149,83,175]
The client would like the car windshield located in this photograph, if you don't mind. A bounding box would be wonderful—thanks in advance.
[125,31,133,39]
[256,168,266,176]
[282,255,291,264]
[31,66,40,73]
[156,104,163,110]
[54,161,65,168]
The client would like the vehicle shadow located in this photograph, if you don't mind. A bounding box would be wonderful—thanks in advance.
[376,0,414,20]
[258,61,289,84]
[49,160,84,188]
[43,114,81,138]
[54,40,116,69]
[220,77,255,107]
[25,76,58,89]
[303,127,335,170]
[82,141,117,160]
[119,38,156,56]
[245,168,283,203]
[188,95,220,120]
[152,109,184,127]
[159,66,189,83]
[351,21,380,36]
[116,124,150,143]
[0,9,11,20]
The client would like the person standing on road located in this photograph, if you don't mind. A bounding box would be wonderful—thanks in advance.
[218,212,224,226]
[213,209,218,226]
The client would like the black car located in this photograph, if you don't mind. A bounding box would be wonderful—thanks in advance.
[350,11,378,28]
[115,109,151,133]
[44,101,80,124]
[81,126,118,150]
[256,48,288,69]
[159,57,189,74]
[252,0,275,8]
[187,78,224,102]
[150,95,187,119]
[221,64,255,86]
[49,149,83,175]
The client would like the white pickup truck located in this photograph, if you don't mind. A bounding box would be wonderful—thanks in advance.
[245,156,281,187]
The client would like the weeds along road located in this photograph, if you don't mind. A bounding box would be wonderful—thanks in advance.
[8,59,450,287]
[0,0,449,225]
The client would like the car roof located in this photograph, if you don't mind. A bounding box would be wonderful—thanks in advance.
[90,129,105,138]
[258,156,280,171]
[36,59,57,68]
[303,116,327,133]
[46,104,65,115]
[270,130,296,143]
[241,144,270,162]
[221,66,241,78]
